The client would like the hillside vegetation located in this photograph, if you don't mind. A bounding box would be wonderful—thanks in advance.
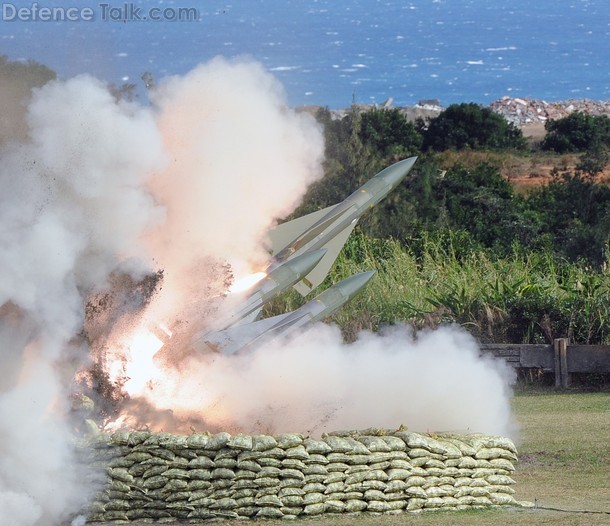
[268,104,610,348]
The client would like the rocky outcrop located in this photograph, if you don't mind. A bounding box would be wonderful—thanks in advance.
[301,97,610,127]
[489,96,610,126]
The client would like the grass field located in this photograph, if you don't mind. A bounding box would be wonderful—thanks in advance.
[509,389,610,525]
[224,389,610,526]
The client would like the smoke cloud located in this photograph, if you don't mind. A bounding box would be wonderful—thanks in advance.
[150,57,323,266]
[128,323,517,439]
[142,57,325,329]
[0,56,325,525]
[0,73,166,526]
[0,54,516,526]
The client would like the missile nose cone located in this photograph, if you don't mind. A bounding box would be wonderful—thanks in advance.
[286,248,327,276]
[380,156,418,188]
[336,270,376,298]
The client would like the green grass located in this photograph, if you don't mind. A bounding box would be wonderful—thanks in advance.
[264,232,610,345]
[511,390,610,522]
[513,391,610,466]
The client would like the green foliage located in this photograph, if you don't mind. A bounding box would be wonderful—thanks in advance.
[436,163,535,251]
[359,108,423,158]
[304,108,526,239]
[576,141,610,177]
[526,169,610,265]
[541,112,610,153]
[304,108,610,269]
[422,103,527,151]
[361,159,540,256]
[292,232,610,345]
[277,104,610,345]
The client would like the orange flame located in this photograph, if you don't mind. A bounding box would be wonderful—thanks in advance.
[123,329,164,395]
[228,271,266,294]
[105,324,170,400]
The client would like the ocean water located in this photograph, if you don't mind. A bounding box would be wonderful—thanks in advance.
[1,0,609,108]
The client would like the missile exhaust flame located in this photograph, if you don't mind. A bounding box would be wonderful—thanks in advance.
[104,324,172,400]
[228,272,267,294]
[123,329,164,395]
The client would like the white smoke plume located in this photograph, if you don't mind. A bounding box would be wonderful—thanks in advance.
[0,57,325,525]
[130,323,517,438]
[150,57,323,266]
[0,73,166,526]
[140,57,325,329]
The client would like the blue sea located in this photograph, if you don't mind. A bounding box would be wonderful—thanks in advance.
[1,0,609,108]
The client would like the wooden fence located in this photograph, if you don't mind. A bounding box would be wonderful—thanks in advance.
[479,339,610,387]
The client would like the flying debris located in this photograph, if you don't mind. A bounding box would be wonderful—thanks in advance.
[267,156,417,295]
[202,271,375,355]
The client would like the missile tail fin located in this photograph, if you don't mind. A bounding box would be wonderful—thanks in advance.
[268,204,337,254]
[293,219,358,296]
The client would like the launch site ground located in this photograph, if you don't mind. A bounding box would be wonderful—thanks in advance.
[87,389,610,526]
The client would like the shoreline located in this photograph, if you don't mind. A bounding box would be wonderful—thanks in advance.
[298,96,610,127]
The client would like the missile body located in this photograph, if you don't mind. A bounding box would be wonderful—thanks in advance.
[194,158,416,355]
[267,156,417,295]
[259,270,376,336]
[219,248,327,329]
[204,271,375,355]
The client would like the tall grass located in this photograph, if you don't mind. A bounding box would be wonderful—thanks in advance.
[265,231,610,344]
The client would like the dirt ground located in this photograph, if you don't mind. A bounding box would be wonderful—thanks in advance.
[433,123,610,193]
[512,123,610,189]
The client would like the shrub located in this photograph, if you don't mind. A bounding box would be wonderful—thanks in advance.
[359,108,423,158]
[541,112,610,153]
[422,103,527,151]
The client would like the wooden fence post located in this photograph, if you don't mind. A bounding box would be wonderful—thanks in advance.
[559,338,570,388]
[553,339,561,387]
[553,338,570,388]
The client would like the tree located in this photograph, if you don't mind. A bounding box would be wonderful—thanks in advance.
[526,169,610,264]
[359,108,422,159]
[362,159,538,255]
[422,103,527,151]
[576,141,610,178]
[541,112,610,153]
[436,163,536,251]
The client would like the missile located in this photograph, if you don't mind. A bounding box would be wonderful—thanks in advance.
[202,270,375,355]
[267,156,417,295]
[217,248,328,329]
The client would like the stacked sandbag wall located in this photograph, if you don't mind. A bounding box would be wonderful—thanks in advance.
[81,429,523,522]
